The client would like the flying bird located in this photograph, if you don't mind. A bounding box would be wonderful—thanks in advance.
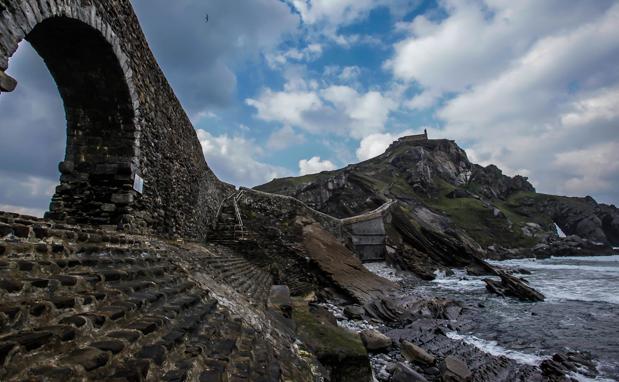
[205,13,209,23]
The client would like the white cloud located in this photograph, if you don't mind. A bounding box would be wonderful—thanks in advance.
[553,142,619,196]
[190,110,219,125]
[247,81,398,139]
[267,126,306,150]
[0,204,46,218]
[299,156,337,175]
[388,0,616,107]
[356,130,415,161]
[0,171,58,218]
[132,0,300,111]
[322,86,397,138]
[289,0,383,27]
[196,129,292,186]
[339,66,362,81]
[246,89,322,128]
[265,43,323,68]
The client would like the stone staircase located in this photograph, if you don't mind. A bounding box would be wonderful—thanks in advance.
[0,242,277,380]
[211,192,254,244]
[200,245,273,305]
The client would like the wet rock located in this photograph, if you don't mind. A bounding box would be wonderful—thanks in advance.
[343,305,365,320]
[441,355,472,382]
[359,329,392,352]
[541,351,598,379]
[400,339,435,365]
[391,362,428,382]
[408,298,462,320]
[364,297,403,322]
[484,271,544,302]
[465,257,498,276]
[533,235,611,258]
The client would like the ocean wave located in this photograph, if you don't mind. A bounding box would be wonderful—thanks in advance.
[431,269,492,291]
[445,331,545,366]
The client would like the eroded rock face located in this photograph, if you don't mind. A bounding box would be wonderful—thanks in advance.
[256,136,617,256]
[484,271,545,302]
[517,194,619,246]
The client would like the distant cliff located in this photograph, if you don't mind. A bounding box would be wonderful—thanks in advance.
[256,138,619,254]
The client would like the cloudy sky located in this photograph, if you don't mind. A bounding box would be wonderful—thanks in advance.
[1,0,619,216]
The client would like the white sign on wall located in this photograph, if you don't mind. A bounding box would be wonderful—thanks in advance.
[133,174,144,194]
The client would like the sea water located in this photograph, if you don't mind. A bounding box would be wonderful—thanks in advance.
[420,255,619,380]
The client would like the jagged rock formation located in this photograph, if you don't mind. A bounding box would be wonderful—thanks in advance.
[257,138,619,261]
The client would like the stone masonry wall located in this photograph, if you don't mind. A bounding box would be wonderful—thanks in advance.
[0,0,233,239]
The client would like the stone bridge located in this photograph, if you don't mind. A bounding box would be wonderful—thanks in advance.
[0,0,232,239]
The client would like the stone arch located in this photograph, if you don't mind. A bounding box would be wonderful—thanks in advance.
[0,1,142,226]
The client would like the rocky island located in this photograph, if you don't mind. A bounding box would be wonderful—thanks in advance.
[1,1,618,381]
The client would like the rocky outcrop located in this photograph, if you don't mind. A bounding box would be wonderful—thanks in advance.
[532,235,612,258]
[360,329,392,352]
[540,351,598,381]
[547,197,619,246]
[484,271,545,302]
[302,223,396,304]
[257,135,619,256]
[400,339,436,365]
[256,138,551,256]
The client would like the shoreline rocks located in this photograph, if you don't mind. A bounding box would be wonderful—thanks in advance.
[359,329,392,352]
[484,271,545,302]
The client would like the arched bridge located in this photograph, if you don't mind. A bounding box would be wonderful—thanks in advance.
[0,0,232,239]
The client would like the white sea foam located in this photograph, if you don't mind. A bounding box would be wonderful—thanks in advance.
[445,332,545,366]
[487,255,619,304]
[363,262,403,282]
[568,372,616,382]
[445,333,615,381]
[431,269,493,292]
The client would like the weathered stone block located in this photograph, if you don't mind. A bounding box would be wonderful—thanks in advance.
[65,347,109,371]
[400,339,436,365]
[441,356,472,382]
[111,193,134,205]
[359,329,392,352]
[91,339,125,354]
[0,69,17,92]
[58,160,75,174]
